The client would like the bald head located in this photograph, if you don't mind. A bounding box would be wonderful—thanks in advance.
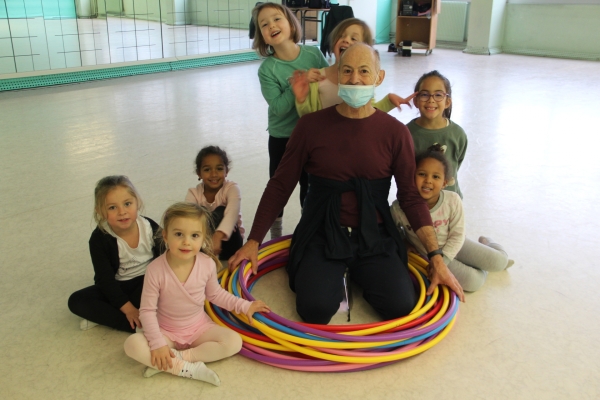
[338,42,384,87]
[338,43,381,74]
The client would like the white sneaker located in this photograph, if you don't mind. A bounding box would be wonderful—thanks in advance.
[79,319,98,331]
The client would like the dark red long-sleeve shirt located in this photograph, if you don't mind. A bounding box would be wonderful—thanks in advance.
[248,107,432,243]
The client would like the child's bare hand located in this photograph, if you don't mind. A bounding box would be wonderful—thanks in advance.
[212,231,226,256]
[120,301,142,330]
[389,92,418,111]
[151,346,174,371]
[290,70,310,103]
[306,68,325,83]
[245,300,271,325]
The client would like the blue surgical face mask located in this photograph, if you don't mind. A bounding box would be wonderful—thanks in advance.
[338,84,376,108]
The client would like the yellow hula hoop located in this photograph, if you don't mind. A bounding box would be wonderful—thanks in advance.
[208,235,459,371]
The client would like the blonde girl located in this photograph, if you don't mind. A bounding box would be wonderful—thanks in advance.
[290,18,415,116]
[253,3,329,238]
[124,202,270,386]
[68,175,161,332]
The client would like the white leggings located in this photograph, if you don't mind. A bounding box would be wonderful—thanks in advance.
[124,325,243,373]
[448,238,509,292]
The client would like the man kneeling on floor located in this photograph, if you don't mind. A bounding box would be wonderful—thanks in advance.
[229,43,464,324]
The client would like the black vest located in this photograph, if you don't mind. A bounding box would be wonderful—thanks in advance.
[287,174,407,290]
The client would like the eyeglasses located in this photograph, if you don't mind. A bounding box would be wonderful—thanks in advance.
[418,91,450,102]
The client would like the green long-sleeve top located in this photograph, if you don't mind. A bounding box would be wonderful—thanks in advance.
[258,45,329,139]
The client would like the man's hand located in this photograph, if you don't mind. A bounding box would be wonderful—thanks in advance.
[228,240,260,275]
[426,255,465,302]
[415,226,465,302]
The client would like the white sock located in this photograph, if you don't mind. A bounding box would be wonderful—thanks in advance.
[79,319,98,331]
[478,236,492,246]
[143,367,162,378]
[178,361,221,386]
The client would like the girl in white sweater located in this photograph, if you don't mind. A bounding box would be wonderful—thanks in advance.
[391,145,513,292]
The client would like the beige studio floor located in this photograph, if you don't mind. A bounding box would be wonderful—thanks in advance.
[0,46,599,399]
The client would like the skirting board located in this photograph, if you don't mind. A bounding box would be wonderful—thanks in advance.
[0,52,259,92]
[463,46,503,55]
[502,47,600,61]
[437,41,467,51]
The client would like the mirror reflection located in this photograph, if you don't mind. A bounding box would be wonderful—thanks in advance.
[0,0,255,74]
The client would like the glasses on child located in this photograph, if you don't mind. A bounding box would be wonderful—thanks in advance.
[418,91,450,102]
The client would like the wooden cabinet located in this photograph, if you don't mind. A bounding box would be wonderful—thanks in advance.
[395,0,441,55]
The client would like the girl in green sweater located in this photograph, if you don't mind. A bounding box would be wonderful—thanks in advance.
[252,3,329,238]
[407,70,468,198]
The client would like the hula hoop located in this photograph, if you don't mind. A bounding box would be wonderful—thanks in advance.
[207,235,459,372]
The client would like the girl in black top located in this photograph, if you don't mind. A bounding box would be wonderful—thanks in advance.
[68,176,161,332]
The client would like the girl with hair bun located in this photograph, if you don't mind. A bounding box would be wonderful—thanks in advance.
[391,145,513,292]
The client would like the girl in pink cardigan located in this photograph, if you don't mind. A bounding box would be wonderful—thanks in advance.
[186,146,244,260]
[124,202,270,386]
